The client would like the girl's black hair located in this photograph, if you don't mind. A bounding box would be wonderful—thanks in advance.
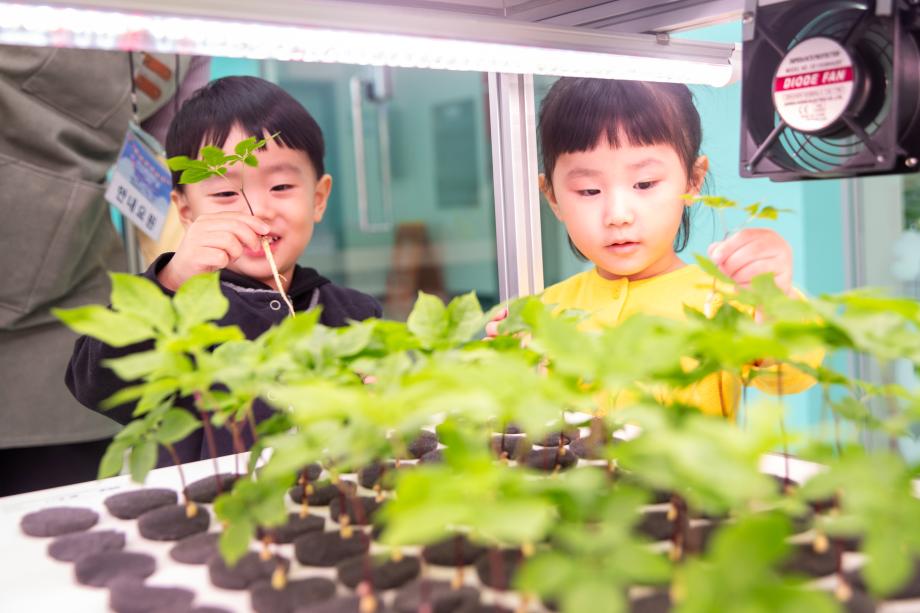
[538,78,704,255]
[166,76,325,190]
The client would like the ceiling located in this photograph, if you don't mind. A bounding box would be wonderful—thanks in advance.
[336,0,744,33]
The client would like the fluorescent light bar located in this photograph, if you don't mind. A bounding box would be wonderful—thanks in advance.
[0,1,737,86]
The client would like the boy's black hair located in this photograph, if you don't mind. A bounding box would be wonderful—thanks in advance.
[538,78,703,255]
[166,76,325,190]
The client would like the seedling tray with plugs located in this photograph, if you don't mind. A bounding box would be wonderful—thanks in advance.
[5,438,920,613]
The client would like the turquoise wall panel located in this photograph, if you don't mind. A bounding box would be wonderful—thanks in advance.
[682,22,847,434]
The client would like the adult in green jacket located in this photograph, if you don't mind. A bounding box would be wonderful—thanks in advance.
[0,45,208,495]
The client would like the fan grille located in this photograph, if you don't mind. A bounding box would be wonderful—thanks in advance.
[744,1,898,176]
[766,7,894,173]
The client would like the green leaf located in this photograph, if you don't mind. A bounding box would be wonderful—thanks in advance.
[99,385,146,411]
[687,195,737,210]
[173,272,229,332]
[166,155,194,171]
[178,168,215,184]
[53,305,156,347]
[155,410,201,444]
[862,531,912,597]
[561,580,625,613]
[115,420,149,444]
[753,205,794,220]
[830,397,880,427]
[219,519,254,566]
[200,145,230,167]
[516,551,572,597]
[446,291,484,344]
[103,351,165,381]
[234,137,258,156]
[100,378,178,412]
[243,155,258,167]
[129,439,158,483]
[694,255,734,286]
[330,323,374,357]
[167,156,209,172]
[110,273,175,332]
[407,291,446,346]
[170,323,245,352]
[475,499,555,543]
[98,440,128,479]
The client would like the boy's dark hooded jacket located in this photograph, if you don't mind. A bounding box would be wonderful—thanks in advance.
[66,252,381,464]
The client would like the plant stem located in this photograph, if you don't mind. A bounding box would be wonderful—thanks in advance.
[589,415,603,447]
[834,412,843,457]
[194,392,223,492]
[741,375,751,431]
[777,363,791,488]
[237,186,294,316]
[489,548,505,591]
[299,471,312,518]
[420,572,432,613]
[670,495,688,562]
[834,539,845,601]
[880,364,902,453]
[336,479,353,539]
[553,414,566,470]
[216,169,294,318]
[347,487,376,603]
[245,402,259,446]
[164,443,190,507]
[704,212,730,317]
[229,420,244,474]
[819,385,831,450]
[261,237,295,317]
[453,534,464,585]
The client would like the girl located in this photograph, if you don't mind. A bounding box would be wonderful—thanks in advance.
[490,77,819,418]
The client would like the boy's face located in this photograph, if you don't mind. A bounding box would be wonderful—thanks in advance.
[172,125,331,288]
[543,136,705,282]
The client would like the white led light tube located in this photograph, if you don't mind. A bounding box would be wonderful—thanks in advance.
[0,0,739,86]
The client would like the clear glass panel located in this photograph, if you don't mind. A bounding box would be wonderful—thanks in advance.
[264,60,498,320]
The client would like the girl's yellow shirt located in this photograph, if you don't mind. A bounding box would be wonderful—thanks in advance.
[541,264,822,419]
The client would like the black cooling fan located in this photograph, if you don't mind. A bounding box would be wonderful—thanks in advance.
[740,0,920,181]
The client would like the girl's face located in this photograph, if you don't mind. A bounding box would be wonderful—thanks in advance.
[544,136,706,281]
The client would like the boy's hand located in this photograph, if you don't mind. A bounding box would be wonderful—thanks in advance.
[708,228,794,297]
[157,212,269,291]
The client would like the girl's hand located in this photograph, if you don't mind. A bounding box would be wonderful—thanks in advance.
[158,212,269,291]
[708,228,794,297]
[485,307,508,338]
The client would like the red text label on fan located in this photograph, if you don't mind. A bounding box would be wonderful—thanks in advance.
[774,67,853,92]
[772,37,856,132]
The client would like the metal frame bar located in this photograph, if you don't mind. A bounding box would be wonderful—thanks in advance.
[589,0,742,33]
[488,72,543,301]
[517,0,741,33]
[2,0,737,65]
[840,178,864,392]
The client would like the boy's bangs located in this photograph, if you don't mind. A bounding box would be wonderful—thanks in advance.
[166,76,325,188]
[197,122,289,154]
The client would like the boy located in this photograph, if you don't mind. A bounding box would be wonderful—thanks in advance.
[66,76,381,463]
